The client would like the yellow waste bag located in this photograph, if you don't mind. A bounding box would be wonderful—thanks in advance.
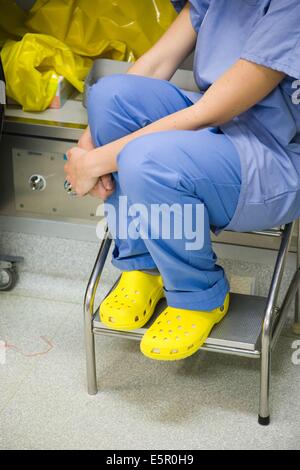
[26,0,177,61]
[1,33,92,112]
[0,0,28,48]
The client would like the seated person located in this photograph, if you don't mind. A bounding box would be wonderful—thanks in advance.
[65,0,300,361]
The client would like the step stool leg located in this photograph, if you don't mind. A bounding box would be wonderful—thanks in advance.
[258,223,295,425]
[293,219,300,335]
[259,328,271,426]
[85,326,97,395]
[84,275,98,395]
[83,227,112,395]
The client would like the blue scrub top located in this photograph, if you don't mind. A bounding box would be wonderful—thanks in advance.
[170,0,300,232]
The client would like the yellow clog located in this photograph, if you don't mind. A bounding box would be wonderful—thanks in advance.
[140,294,230,361]
[100,271,164,330]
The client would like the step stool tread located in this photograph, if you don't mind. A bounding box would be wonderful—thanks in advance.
[93,293,267,353]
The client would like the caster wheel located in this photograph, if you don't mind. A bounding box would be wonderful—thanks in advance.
[0,268,18,291]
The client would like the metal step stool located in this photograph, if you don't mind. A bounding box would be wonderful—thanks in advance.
[81,58,299,425]
[84,221,300,425]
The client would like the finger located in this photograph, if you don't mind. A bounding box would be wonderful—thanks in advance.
[101,188,115,201]
[90,180,108,200]
[73,185,86,198]
[66,147,78,160]
[89,187,104,199]
[90,180,114,201]
[101,174,114,191]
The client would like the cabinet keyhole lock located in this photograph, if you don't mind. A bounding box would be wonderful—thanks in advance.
[29,175,46,192]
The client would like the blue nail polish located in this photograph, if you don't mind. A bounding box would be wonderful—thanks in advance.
[63,154,68,161]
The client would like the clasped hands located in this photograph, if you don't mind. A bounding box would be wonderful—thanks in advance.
[64,128,115,201]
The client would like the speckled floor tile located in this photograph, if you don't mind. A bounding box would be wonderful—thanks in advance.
[1,229,299,449]
[5,272,86,304]
[6,268,119,308]
[0,231,101,281]
[1,301,299,450]
[0,293,74,418]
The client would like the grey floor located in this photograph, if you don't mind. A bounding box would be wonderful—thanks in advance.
[1,275,300,450]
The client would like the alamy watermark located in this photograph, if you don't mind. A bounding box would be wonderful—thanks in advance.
[291,340,300,365]
[95,196,205,251]
[292,80,300,105]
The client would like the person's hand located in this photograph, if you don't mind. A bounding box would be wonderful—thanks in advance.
[78,127,115,200]
[89,174,115,201]
[64,147,99,197]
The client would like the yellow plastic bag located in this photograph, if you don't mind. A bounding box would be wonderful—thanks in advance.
[1,33,92,112]
[26,0,177,61]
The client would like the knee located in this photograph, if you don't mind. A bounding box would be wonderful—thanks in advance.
[118,136,158,198]
[87,74,137,145]
[118,133,182,200]
[88,74,136,116]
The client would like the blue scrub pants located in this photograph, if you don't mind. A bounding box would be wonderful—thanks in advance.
[88,74,241,311]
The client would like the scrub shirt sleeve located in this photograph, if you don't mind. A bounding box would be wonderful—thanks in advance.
[170,1,210,32]
[241,0,300,79]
